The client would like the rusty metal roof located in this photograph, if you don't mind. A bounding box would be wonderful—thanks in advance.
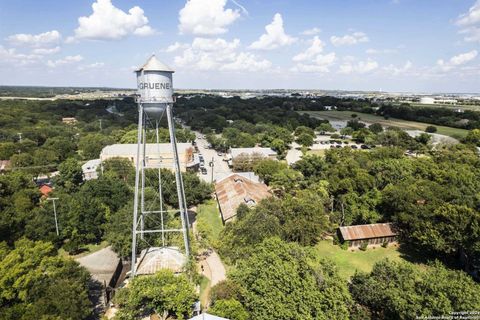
[215,173,271,221]
[338,223,397,241]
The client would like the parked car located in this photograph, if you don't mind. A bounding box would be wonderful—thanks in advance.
[351,145,358,149]
[360,145,370,149]
[200,167,207,175]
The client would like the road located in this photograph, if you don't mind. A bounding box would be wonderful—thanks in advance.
[194,132,232,183]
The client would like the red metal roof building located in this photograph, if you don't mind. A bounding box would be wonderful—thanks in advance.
[39,184,53,197]
[338,223,397,248]
[215,173,271,222]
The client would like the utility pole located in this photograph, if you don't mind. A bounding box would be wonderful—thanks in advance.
[17,132,22,142]
[210,156,214,183]
[99,119,103,130]
[47,197,59,236]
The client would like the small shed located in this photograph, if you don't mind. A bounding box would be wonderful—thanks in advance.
[337,223,397,248]
[135,247,186,275]
[189,313,230,320]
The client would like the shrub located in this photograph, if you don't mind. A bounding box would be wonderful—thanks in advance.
[425,125,437,133]
[359,241,368,251]
[381,241,389,248]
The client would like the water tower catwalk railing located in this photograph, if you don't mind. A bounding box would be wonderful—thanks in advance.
[131,56,190,278]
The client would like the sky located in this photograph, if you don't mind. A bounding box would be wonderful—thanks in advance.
[0,0,479,93]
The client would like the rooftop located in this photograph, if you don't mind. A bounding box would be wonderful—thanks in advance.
[76,246,121,284]
[338,223,397,241]
[136,55,174,73]
[136,247,186,275]
[189,314,230,320]
[230,147,276,158]
[101,143,192,157]
[215,173,271,221]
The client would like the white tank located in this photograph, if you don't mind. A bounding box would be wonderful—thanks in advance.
[135,55,174,118]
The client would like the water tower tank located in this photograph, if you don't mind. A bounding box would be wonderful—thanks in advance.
[135,55,174,118]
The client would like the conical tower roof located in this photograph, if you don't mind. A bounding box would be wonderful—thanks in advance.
[136,55,174,73]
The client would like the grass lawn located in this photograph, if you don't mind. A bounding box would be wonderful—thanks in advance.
[196,199,224,246]
[315,240,407,280]
[303,110,468,139]
[199,275,211,308]
[307,149,327,157]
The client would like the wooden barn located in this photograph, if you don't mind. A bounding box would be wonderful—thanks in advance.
[337,223,397,248]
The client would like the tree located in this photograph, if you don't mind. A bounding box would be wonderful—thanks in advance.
[0,239,92,320]
[316,122,335,134]
[114,270,197,320]
[346,119,366,131]
[295,133,314,147]
[78,133,114,159]
[294,125,315,137]
[425,125,437,133]
[464,129,480,146]
[55,158,83,192]
[229,238,352,320]
[270,138,288,156]
[209,299,249,320]
[368,123,383,134]
[350,260,480,319]
[253,159,288,184]
[340,127,354,138]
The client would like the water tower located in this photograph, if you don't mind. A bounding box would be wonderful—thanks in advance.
[131,55,190,278]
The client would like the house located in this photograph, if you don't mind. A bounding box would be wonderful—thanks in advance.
[215,173,272,223]
[62,117,77,125]
[0,160,11,173]
[82,159,101,180]
[39,184,53,198]
[230,147,277,160]
[76,246,122,304]
[100,143,194,172]
[337,223,397,248]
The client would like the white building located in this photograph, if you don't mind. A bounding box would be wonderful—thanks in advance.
[100,143,195,172]
[230,147,277,160]
[82,159,101,180]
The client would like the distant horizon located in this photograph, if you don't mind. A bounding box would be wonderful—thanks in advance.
[1,84,479,96]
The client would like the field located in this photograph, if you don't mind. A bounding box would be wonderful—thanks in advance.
[315,240,409,280]
[303,110,468,139]
[195,200,224,246]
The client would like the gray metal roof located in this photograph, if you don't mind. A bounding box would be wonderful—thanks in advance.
[101,143,192,157]
[76,246,120,284]
[136,55,174,73]
[230,147,276,159]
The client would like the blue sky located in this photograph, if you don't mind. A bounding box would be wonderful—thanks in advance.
[0,0,479,92]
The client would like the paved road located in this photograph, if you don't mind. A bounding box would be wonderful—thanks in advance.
[194,132,232,183]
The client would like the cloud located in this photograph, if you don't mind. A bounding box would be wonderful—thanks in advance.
[47,55,83,68]
[291,52,336,73]
[437,50,478,71]
[32,46,61,55]
[292,36,324,62]
[72,0,155,41]
[174,37,271,71]
[301,27,321,36]
[339,59,378,74]
[330,31,369,46]
[77,62,105,71]
[384,60,412,75]
[6,30,61,47]
[249,13,297,50]
[164,42,189,53]
[366,48,397,55]
[0,46,41,66]
[178,0,241,35]
[456,1,480,42]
